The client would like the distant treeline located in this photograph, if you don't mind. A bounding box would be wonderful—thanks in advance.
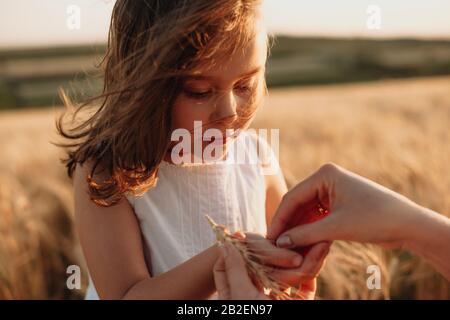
[267,36,450,87]
[1,36,450,109]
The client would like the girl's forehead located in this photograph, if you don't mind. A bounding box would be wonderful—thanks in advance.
[189,31,268,82]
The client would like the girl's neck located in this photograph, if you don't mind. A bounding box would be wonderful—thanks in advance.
[163,142,232,167]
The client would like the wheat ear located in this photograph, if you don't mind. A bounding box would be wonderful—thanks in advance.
[206,214,307,300]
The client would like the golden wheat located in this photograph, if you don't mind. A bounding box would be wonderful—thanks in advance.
[206,214,311,300]
[0,76,449,299]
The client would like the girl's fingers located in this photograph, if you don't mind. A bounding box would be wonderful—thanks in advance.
[232,231,246,240]
[213,255,231,300]
[268,266,309,286]
[215,244,269,300]
[223,243,261,298]
[268,244,328,286]
[254,244,303,268]
[245,233,303,268]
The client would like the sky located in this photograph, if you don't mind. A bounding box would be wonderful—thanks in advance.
[1,0,449,48]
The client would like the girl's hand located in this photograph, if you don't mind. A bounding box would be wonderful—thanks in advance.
[243,232,330,286]
[213,243,318,300]
[214,243,269,300]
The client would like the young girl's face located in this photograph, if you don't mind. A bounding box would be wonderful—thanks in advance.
[170,29,268,158]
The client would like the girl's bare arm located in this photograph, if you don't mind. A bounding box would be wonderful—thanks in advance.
[264,166,288,228]
[75,161,323,299]
[74,163,220,300]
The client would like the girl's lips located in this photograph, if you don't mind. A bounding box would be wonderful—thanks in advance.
[166,132,231,150]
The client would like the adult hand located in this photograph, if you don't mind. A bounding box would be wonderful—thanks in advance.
[244,232,330,286]
[268,163,424,249]
[267,163,450,281]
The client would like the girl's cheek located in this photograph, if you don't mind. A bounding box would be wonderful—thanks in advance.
[171,98,212,130]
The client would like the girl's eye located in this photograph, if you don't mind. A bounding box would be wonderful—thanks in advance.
[184,89,212,99]
[234,84,252,95]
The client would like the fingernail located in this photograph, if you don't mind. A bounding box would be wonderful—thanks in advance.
[276,235,293,248]
[292,255,303,267]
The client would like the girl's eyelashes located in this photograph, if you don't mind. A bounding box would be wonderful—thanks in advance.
[183,89,212,99]
[234,84,252,95]
[234,79,256,96]
[182,79,256,100]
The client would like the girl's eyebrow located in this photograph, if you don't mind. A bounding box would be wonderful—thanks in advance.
[186,66,263,81]
[237,66,263,79]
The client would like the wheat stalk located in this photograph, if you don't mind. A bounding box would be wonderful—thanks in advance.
[206,214,308,300]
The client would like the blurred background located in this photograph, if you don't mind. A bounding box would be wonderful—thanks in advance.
[0,0,449,299]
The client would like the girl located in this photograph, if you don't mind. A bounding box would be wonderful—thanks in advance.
[56,0,328,299]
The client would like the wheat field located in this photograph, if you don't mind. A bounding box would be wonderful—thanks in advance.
[0,76,449,299]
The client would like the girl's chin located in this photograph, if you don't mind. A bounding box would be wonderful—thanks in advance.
[164,142,229,164]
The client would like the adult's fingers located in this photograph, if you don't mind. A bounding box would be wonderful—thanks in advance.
[295,242,331,280]
[267,168,324,241]
[276,215,335,249]
[267,242,331,286]
[245,233,303,268]
[255,245,303,269]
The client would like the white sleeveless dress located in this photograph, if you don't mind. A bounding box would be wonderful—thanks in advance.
[85,130,280,299]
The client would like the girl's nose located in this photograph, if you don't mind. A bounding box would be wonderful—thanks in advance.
[211,90,238,121]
